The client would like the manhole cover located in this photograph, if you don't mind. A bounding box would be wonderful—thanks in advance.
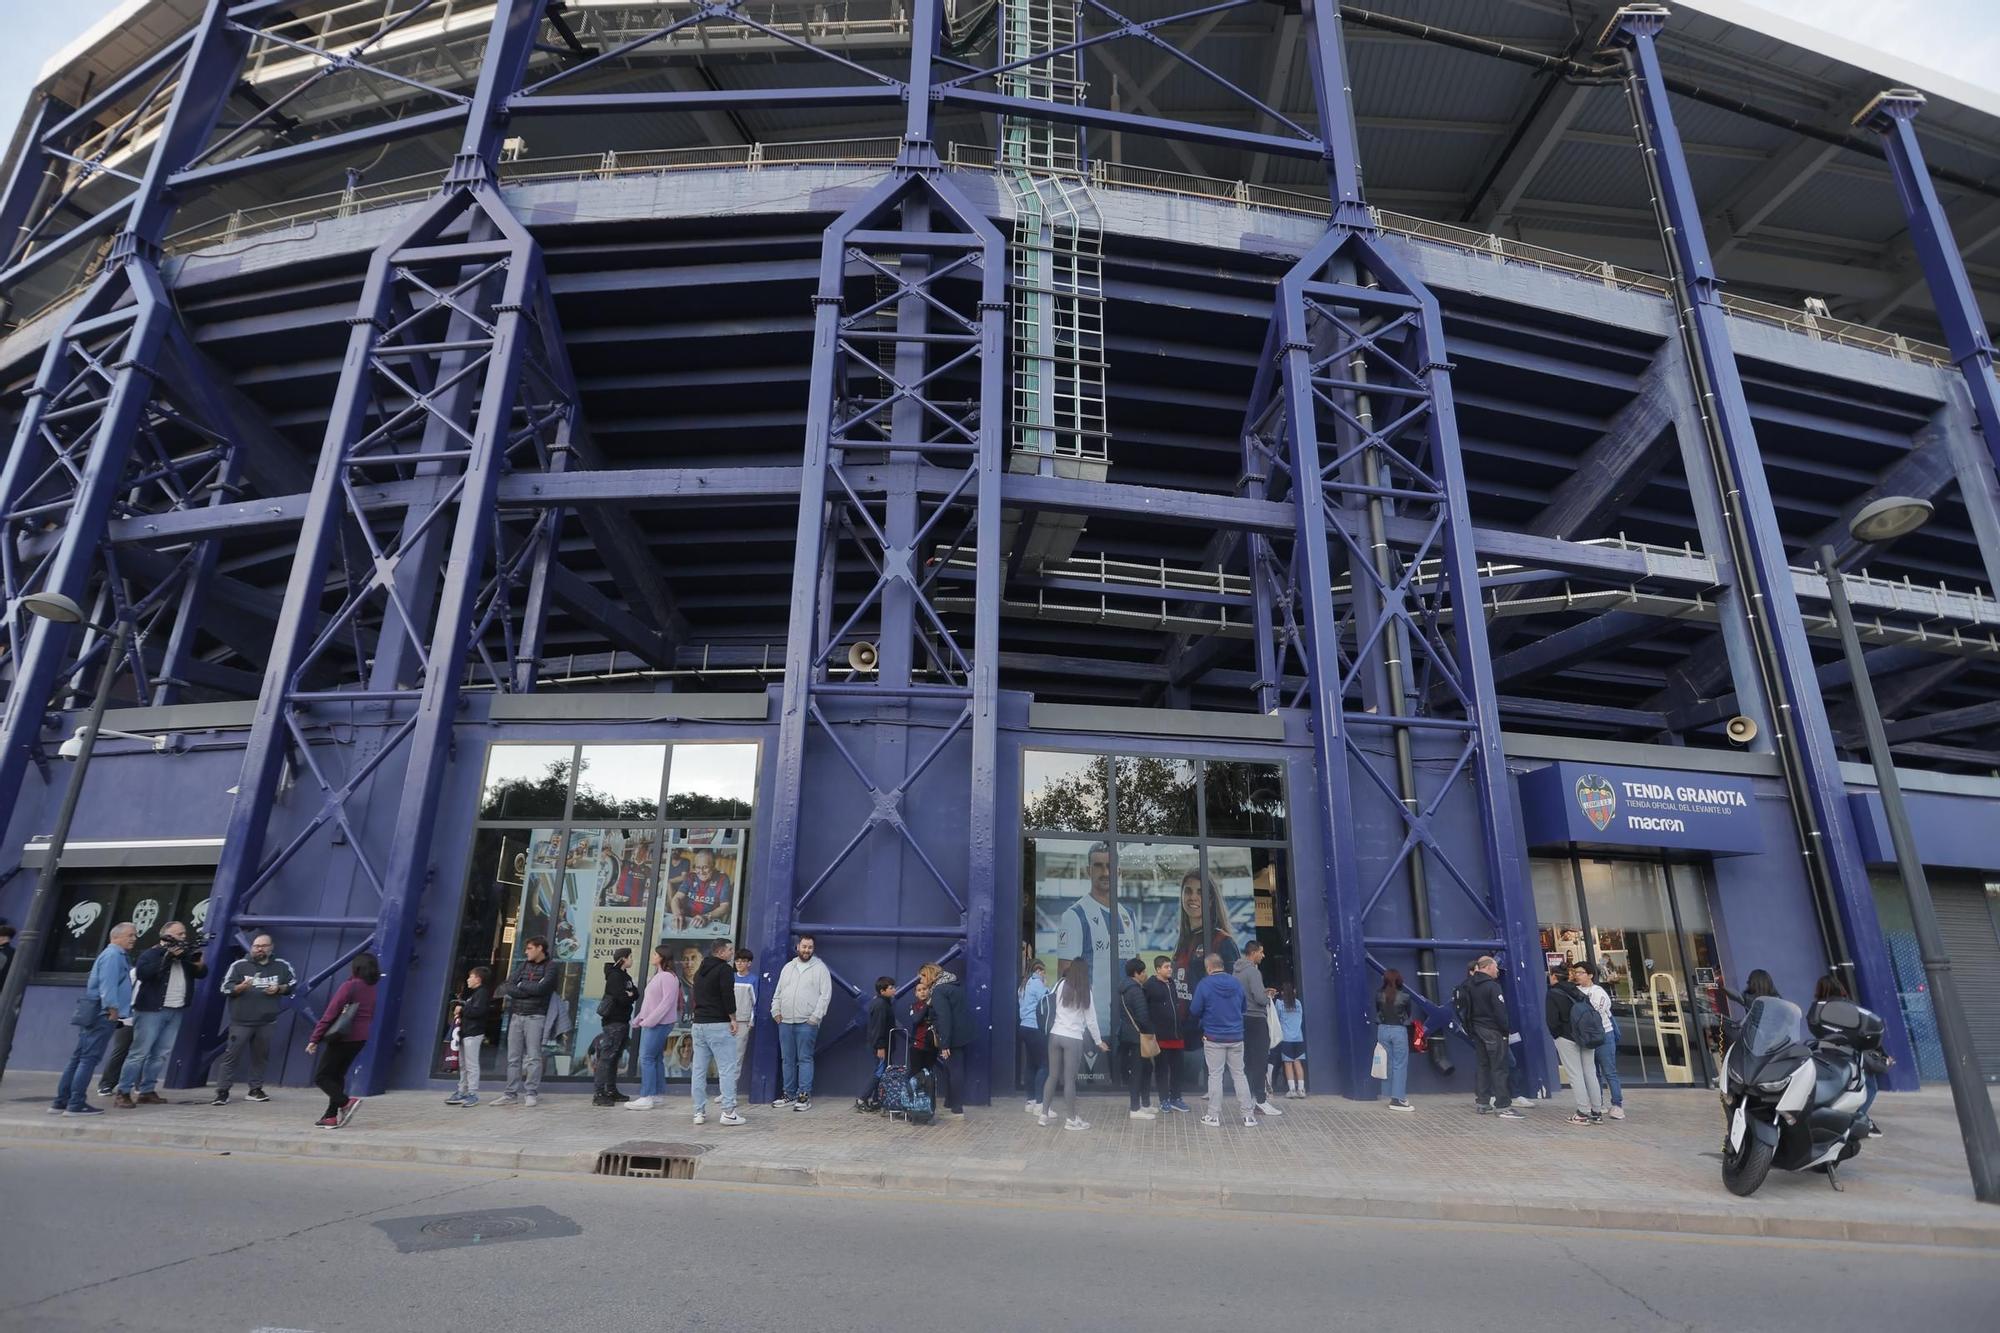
[375,1205,579,1254]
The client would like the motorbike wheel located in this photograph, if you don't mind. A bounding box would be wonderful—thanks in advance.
[1723,1131,1777,1197]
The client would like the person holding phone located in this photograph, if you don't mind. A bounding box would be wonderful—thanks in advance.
[210,934,295,1106]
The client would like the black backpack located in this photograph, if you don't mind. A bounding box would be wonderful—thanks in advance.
[1569,997,1607,1049]
[1452,979,1474,1033]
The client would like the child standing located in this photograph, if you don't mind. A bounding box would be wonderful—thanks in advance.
[855,976,897,1111]
[1276,983,1306,1098]
[447,966,493,1106]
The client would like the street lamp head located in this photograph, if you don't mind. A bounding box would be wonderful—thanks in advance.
[1848,496,1933,544]
[19,592,85,624]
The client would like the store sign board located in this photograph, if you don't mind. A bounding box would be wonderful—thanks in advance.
[1518,761,1762,855]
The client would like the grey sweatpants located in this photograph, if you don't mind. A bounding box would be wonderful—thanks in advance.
[1555,1036,1603,1114]
[1204,1039,1258,1121]
[1042,1034,1086,1121]
[505,1012,549,1096]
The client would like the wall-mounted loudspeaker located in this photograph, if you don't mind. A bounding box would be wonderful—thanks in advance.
[847,641,879,672]
[1724,715,1759,746]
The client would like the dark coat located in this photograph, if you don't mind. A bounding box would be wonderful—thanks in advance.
[599,962,639,1025]
[1142,975,1178,1040]
[1465,971,1509,1033]
[456,985,496,1041]
[1117,976,1154,1038]
[131,943,207,1012]
[690,955,735,1023]
[931,977,973,1051]
[864,994,896,1055]
[500,957,558,1015]
[1545,981,1587,1041]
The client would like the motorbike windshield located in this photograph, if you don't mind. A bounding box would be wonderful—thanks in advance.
[1741,997,1803,1057]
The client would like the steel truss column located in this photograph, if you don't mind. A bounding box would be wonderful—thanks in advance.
[1605,5,1916,1083]
[755,0,1005,1104]
[186,0,579,1093]
[0,1,254,824]
[1862,92,2000,519]
[1241,1,1548,1099]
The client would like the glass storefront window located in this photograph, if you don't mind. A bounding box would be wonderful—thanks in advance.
[571,746,666,821]
[1203,760,1286,840]
[665,743,758,819]
[38,877,211,976]
[1023,751,1109,832]
[479,744,574,819]
[1020,749,1294,1093]
[440,741,758,1082]
[1115,757,1198,836]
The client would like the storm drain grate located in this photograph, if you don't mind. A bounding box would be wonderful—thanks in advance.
[595,1139,707,1179]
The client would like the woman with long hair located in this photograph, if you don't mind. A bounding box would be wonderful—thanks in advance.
[306,953,380,1129]
[1274,981,1307,1098]
[1039,957,1109,1130]
[625,944,683,1111]
[1171,872,1238,1092]
[1017,958,1051,1110]
[1375,969,1414,1109]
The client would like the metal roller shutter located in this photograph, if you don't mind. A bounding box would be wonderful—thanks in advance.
[1932,880,2000,1080]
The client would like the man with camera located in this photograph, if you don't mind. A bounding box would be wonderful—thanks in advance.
[113,921,208,1107]
[210,934,295,1106]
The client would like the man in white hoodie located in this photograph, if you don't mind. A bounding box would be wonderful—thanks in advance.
[769,934,831,1110]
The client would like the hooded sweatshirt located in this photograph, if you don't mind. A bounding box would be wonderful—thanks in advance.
[770,953,832,1025]
[690,954,736,1024]
[1190,968,1248,1042]
[220,954,296,1026]
[1545,980,1589,1042]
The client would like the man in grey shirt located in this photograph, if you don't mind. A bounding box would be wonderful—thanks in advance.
[1232,940,1284,1118]
[211,934,295,1105]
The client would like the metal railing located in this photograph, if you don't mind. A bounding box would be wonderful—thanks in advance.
[7,135,1957,372]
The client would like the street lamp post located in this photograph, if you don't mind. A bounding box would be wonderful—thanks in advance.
[0,594,132,1083]
[1822,496,2000,1204]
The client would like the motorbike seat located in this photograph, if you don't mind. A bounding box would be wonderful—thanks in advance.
[1812,1052,1858,1104]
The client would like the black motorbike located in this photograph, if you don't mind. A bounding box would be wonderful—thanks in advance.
[1719,994,1884,1196]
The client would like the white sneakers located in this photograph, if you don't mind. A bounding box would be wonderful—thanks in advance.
[1199,1114,1221,1126]
[1037,1113,1050,1127]
[1256,1100,1284,1116]
[1129,1107,1157,1120]
[692,1111,707,1125]
[719,1110,746,1126]
[1064,1117,1090,1131]
[622,1096,658,1110]
[1025,1101,1044,1116]
[1243,1115,1259,1128]
[1608,1105,1627,1120]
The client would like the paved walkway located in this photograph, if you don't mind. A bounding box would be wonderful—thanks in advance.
[6,1075,1998,1247]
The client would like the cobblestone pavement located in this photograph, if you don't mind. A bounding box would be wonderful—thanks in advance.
[6,1073,1999,1245]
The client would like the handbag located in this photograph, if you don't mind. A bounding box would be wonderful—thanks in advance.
[323,1000,360,1039]
[1120,993,1161,1060]
[70,993,102,1027]
[1412,1017,1428,1054]
[1371,1040,1389,1081]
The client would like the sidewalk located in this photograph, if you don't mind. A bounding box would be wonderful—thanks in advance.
[6,1074,1998,1248]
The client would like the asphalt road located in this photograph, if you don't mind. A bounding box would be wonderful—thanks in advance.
[0,1140,1993,1332]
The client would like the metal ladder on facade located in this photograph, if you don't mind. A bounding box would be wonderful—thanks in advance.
[997,0,1108,569]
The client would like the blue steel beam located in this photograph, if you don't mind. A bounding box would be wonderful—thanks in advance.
[1240,1,1550,1099]
[1604,5,1916,1084]
[0,1,253,845]
[1862,91,2000,597]
[185,0,592,1093]
[754,0,1003,1104]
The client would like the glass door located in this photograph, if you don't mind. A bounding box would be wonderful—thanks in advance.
[1572,857,1705,1086]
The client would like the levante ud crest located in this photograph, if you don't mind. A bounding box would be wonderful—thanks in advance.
[1575,773,1617,831]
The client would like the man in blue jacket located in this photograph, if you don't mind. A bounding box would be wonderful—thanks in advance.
[1189,952,1260,1128]
[52,921,137,1115]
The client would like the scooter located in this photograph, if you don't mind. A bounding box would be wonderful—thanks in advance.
[1719,993,1884,1197]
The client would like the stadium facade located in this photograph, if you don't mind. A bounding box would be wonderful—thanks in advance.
[3,0,2000,1104]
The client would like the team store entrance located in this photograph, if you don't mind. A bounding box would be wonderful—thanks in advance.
[1532,853,1726,1088]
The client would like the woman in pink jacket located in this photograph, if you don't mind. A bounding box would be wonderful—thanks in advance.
[306,953,379,1129]
[624,944,683,1110]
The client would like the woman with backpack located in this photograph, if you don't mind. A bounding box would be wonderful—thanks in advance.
[1017,959,1051,1110]
[1545,965,1604,1125]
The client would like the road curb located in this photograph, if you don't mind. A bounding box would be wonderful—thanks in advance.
[9,1118,1998,1250]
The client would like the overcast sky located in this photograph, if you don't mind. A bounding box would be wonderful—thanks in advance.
[0,1,1995,151]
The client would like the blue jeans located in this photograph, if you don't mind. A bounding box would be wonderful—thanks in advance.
[1377,1022,1410,1101]
[778,1021,817,1098]
[117,1007,185,1095]
[638,1025,670,1099]
[690,1023,739,1115]
[55,1015,115,1111]
[1593,1029,1624,1107]
[1862,1072,1880,1125]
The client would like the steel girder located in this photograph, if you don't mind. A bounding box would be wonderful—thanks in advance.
[184,0,593,1094]
[1606,6,1917,1084]
[754,0,1006,1103]
[1239,2,1549,1099]
[1863,94,2000,562]
[0,1,264,843]
[187,181,576,1092]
